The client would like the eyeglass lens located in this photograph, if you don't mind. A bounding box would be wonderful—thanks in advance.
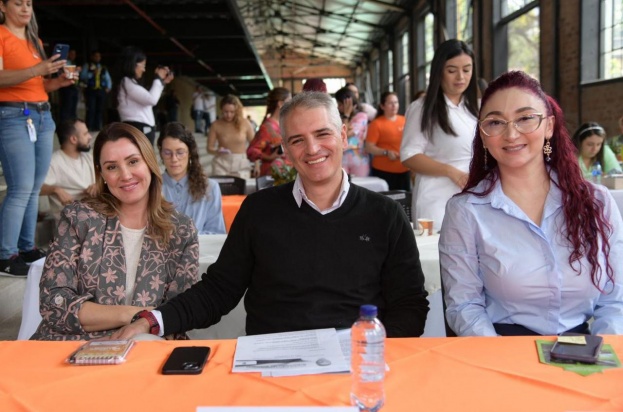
[162,150,188,158]
[481,114,543,136]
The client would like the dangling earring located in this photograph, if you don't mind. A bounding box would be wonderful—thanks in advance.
[483,147,488,170]
[543,138,552,162]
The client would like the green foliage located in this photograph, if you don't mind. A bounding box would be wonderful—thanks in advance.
[271,163,297,186]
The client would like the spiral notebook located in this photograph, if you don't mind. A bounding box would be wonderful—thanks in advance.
[67,340,135,365]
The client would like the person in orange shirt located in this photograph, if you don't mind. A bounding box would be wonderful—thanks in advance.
[0,0,73,277]
[365,92,410,190]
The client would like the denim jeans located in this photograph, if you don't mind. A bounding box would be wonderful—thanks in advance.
[0,106,55,258]
[193,110,204,133]
[85,88,107,131]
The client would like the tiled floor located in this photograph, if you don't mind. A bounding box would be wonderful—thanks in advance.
[0,313,20,340]
[0,275,25,340]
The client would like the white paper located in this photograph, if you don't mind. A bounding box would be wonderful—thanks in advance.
[198,408,357,412]
[336,328,351,365]
[265,328,354,378]
[233,328,349,376]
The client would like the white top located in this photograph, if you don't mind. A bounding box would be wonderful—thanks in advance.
[400,95,477,230]
[360,102,377,122]
[203,94,217,120]
[117,77,165,126]
[192,91,204,111]
[120,224,146,305]
[44,150,95,217]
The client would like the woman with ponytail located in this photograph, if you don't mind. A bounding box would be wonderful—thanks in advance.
[440,70,623,336]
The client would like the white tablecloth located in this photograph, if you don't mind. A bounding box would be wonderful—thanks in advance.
[610,189,623,219]
[18,233,443,340]
[351,176,389,192]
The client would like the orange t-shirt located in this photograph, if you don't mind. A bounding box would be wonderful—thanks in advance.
[0,25,47,102]
[366,115,408,173]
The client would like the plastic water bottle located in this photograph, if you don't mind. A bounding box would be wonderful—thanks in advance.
[351,304,386,412]
[591,161,602,185]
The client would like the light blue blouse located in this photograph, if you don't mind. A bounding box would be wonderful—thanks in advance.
[162,173,226,235]
[439,173,623,336]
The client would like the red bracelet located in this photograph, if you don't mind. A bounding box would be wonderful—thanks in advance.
[131,310,160,335]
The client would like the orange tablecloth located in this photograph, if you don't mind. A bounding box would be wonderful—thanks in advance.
[221,194,246,232]
[1,336,621,411]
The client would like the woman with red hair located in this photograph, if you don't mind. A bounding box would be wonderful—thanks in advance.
[440,71,623,336]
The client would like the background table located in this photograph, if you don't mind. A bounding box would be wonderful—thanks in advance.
[221,195,246,232]
[610,189,623,218]
[1,336,621,411]
[350,176,389,192]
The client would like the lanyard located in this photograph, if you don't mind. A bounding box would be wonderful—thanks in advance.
[24,103,37,142]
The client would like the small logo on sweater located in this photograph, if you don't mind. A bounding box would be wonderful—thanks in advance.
[359,234,370,242]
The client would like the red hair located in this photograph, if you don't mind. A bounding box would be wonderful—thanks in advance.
[302,78,327,93]
[464,71,614,291]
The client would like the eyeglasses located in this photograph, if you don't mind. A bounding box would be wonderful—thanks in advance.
[161,149,188,159]
[479,113,546,137]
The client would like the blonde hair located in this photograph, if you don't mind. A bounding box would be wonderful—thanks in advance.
[220,94,245,132]
[87,123,175,245]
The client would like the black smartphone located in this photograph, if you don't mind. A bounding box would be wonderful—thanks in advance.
[550,334,603,364]
[52,43,70,61]
[161,346,210,375]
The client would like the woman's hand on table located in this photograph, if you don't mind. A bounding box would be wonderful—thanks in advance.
[109,318,151,340]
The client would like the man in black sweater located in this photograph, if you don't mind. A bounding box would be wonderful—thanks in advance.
[114,92,429,339]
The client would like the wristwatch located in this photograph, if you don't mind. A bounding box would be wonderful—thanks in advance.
[131,310,160,335]
[383,150,388,156]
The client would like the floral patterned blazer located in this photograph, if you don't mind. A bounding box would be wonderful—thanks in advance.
[31,201,199,341]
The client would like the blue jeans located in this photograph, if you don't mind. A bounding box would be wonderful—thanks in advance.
[0,106,55,258]
[85,89,107,130]
[193,110,204,133]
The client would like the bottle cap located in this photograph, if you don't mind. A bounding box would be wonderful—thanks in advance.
[359,304,378,317]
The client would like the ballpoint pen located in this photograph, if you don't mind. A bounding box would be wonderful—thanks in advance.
[235,358,304,366]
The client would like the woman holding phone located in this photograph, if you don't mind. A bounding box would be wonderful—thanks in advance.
[0,0,74,277]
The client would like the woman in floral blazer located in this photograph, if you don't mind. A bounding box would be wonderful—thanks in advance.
[31,123,199,340]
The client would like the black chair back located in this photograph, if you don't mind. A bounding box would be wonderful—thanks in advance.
[211,175,246,195]
[380,190,412,221]
[256,175,275,191]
